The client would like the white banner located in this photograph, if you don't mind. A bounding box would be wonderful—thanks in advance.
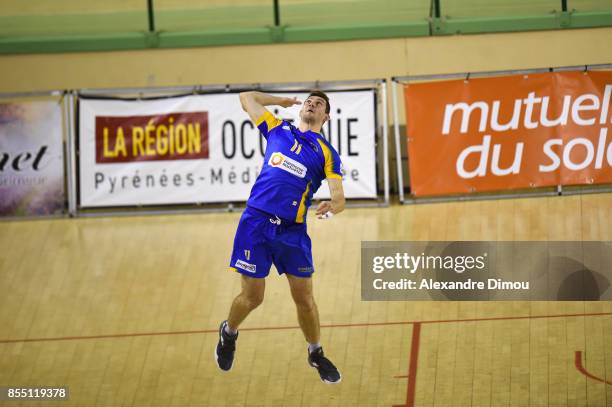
[0,100,65,216]
[78,90,377,207]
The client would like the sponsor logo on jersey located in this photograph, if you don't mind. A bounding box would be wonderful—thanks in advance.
[235,259,256,273]
[268,152,307,178]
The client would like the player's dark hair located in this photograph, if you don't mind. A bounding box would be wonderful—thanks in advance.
[308,91,330,114]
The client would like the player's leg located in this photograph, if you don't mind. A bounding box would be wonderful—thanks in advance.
[216,208,271,372]
[217,274,266,372]
[275,226,319,343]
[275,224,342,384]
[286,274,319,344]
[273,226,319,343]
[227,274,265,330]
[225,208,272,329]
[286,274,341,384]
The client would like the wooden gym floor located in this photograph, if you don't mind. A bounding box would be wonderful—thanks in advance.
[0,193,611,406]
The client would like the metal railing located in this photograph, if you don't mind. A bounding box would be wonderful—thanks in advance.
[0,0,610,54]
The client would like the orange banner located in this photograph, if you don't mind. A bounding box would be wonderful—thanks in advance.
[404,71,612,196]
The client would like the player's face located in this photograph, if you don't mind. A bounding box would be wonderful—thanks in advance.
[300,96,329,125]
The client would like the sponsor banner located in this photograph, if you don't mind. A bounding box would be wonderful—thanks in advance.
[0,100,65,216]
[404,71,612,196]
[362,241,612,301]
[95,112,209,163]
[79,90,376,207]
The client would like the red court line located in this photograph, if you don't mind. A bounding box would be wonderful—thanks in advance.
[575,351,612,386]
[392,322,421,407]
[0,311,610,344]
[406,322,421,407]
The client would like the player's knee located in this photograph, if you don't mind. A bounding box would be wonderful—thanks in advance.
[244,291,264,309]
[293,293,315,312]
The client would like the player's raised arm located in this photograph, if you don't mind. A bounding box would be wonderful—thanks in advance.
[316,178,345,217]
[239,91,301,123]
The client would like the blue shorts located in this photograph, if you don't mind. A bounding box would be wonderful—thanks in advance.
[229,206,314,278]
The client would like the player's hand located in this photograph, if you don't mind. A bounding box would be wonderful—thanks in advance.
[316,201,332,216]
[278,97,301,108]
[316,201,336,219]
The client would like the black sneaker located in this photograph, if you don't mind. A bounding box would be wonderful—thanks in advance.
[215,320,238,371]
[308,347,342,384]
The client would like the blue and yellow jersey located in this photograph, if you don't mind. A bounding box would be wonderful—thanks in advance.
[246,111,343,223]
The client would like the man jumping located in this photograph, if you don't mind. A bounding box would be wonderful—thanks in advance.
[215,90,345,384]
